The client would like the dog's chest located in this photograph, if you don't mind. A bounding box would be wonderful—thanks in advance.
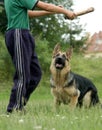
[52,87,71,104]
[50,73,75,104]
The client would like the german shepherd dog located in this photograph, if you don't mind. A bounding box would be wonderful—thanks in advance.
[50,44,100,109]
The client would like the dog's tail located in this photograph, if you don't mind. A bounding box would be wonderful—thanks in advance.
[91,90,102,108]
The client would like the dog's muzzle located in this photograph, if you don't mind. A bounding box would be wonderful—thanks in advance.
[55,56,65,70]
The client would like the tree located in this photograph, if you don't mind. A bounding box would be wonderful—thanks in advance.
[61,19,88,51]
[0,0,88,51]
[30,0,88,50]
[30,0,73,47]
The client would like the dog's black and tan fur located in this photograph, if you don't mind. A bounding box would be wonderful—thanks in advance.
[50,44,100,109]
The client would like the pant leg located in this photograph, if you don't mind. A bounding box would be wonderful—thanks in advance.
[24,51,42,102]
[5,29,34,112]
[5,30,16,112]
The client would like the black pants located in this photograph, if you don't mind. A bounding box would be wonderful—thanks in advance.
[5,29,42,112]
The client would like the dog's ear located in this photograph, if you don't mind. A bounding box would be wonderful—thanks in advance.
[53,43,60,56]
[66,48,73,60]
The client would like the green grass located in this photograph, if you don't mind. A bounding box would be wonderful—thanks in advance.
[0,100,102,130]
[0,54,102,130]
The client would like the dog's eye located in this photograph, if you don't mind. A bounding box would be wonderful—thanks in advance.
[62,54,68,61]
[55,53,60,57]
[62,54,66,58]
[53,53,60,58]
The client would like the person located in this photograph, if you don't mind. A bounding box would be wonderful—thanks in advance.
[4,0,76,114]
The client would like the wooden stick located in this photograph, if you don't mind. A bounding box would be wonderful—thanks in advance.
[75,7,94,16]
[65,7,94,19]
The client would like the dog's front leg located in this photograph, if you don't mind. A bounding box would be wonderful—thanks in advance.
[51,97,61,112]
[54,97,61,109]
[51,88,61,111]
[69,95,78,109]
[69,90,80,109]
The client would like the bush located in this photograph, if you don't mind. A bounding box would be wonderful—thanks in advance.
[35,38,52,74]
[0,34,14,82]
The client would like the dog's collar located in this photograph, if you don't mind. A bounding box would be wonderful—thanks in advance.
[50,72,74,88]
[68,72,74,85]
[63,72,74,87]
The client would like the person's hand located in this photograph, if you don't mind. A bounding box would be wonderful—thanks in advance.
[58,6,76,20]
[65,10,76,20]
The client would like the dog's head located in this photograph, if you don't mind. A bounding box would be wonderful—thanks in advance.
[50,44,73,72]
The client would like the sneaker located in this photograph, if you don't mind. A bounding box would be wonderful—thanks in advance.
[6,109,12,114]
[22,97,28,106]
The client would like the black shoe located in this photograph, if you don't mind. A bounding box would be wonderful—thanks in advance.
[7,109,12,113]
[6,109,12,115]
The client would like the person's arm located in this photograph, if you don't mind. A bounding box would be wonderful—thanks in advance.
[28,10,55,18]
[35,1,76,20]
[28,5,63,18]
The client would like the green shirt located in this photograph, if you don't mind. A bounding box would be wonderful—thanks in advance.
[4,0,38,30]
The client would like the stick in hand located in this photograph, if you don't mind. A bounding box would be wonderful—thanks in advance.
[65,7,94,19]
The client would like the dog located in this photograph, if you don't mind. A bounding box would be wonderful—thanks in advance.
[50,44,100,109]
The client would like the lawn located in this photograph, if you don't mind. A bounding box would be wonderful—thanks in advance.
[0,54,102,130]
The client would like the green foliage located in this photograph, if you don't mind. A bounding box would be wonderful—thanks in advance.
[0,34,14,82]
[0,0,88,51]
[0,4,7,33]
[30,13,67,46]
[35,38,52,74]
[30,0,87,49]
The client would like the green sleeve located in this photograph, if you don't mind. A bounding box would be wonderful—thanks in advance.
[20,0,39,10]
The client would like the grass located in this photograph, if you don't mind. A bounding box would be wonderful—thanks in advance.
[0,54,102,130]
[0,97,102,130]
